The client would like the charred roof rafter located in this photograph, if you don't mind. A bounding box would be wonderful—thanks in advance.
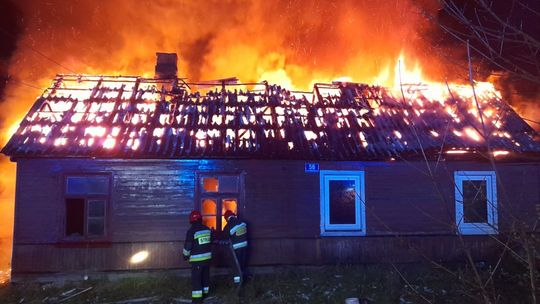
[2,74,540,161]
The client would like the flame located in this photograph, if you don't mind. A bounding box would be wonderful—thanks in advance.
[0,268,10,285]
[7,121,22,140]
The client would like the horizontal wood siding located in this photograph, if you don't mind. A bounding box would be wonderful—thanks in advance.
[11,158,539,275]
[12,242,183,273]
[364,163,454,235]
[12,236,502,274]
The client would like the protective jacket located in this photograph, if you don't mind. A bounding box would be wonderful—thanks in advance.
[223,216,248,250]
[183,221,212,263]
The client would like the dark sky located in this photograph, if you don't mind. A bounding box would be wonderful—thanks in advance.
[0,1,22,101]
[436,0,540,100]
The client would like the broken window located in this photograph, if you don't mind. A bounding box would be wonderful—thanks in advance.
[199,175,240,231]
[66,198,85,236]
[65,175,110,239]
[320,171,366,236]
[454,171,498,235]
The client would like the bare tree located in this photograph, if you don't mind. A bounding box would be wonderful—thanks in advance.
[436,0,540,86]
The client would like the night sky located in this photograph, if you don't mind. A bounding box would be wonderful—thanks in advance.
[0,1,22,101]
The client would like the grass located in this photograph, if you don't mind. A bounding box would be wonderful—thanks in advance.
[0,263,535,303]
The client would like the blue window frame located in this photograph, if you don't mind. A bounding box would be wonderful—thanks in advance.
[320,170,366,236]
[454,171,498,235]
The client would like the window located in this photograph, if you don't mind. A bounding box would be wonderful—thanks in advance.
[454,171,498,235]
[65,175,110,239]
[199,175,240,231]
[320,170,366,236]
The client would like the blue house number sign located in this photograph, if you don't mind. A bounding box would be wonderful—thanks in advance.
[305,163,319,173]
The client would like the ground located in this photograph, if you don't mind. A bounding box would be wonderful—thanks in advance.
[0,264,535,303]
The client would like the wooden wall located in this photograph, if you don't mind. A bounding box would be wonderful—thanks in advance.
[11,158,540,275]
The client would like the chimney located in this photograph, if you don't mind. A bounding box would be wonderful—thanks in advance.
[155,52,178,79]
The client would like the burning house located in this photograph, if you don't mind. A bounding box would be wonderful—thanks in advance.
[2,53,540,280]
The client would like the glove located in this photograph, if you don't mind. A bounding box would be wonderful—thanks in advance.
[183,254,189,261]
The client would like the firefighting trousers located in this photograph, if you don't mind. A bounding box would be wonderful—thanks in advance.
[191,263,210,301]
[230,247,247,285]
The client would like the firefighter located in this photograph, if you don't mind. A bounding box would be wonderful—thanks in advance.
[222,210,248,287]
[183,210,212,303]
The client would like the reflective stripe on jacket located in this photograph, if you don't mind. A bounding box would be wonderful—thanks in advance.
[183,222,212,264]
[223,216,248,250]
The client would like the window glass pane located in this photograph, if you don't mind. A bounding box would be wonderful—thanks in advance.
[219,176,238,193]
[222,198,237,226]
[66,176,109,195]
[202,215,216,230]
[202,177,218,192]
[66,177,86,195]
[87,218,105,236]
[463,180,488,223]
[66,198,85,236]
[87,176,109,194]
[201,199,216,215]
[88,200,106,217]
[329,180,356,225]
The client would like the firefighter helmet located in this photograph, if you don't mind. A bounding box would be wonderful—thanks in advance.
[224,210,236,220]
[189,210,202,223]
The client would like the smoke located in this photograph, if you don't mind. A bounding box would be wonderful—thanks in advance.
[491,73,540,131]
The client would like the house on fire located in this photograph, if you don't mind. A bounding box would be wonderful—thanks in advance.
[2,53,540,280]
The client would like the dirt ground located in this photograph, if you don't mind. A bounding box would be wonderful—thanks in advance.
[0,263,535,304]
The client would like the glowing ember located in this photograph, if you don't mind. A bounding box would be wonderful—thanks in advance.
[493,150,509,157]
[85,126,107,137]
[453,130,463,137]
[103,138,116,149]
[304,131,317,141]
[0,268,10,285]
[446,150,469,154]
[464,127,482,142]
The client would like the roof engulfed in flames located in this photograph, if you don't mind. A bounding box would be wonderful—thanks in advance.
[1,74,539,160]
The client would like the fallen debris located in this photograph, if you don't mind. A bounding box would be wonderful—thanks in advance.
[42,286,93,303]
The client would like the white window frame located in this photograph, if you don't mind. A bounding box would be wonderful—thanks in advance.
[454,171,498,235]
[320,170,366,236]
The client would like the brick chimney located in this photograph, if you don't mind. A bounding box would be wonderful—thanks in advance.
[155,52,178,79]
